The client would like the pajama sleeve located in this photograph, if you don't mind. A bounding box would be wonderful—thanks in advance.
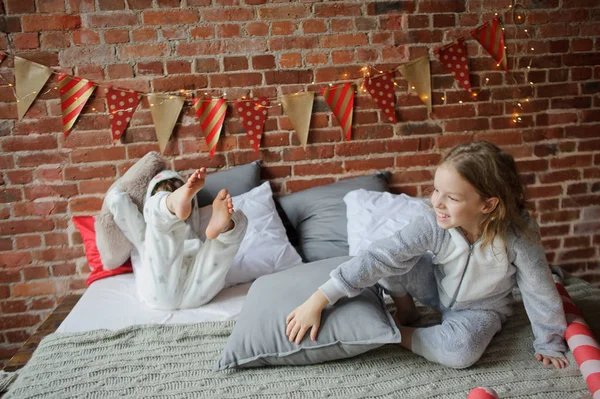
[104,188,146,251]
[512,224,568,358]
[319,209,448,305]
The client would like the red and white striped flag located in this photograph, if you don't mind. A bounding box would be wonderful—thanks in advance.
[364,72,396,123]
[58,73,96,137]
[471,18,507,72]
[194,97,227,158]
[321,83,354,141]
[234,97,268,154]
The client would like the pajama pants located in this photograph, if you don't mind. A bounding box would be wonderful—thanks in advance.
[109,190,247,311]
[378,253,504,369]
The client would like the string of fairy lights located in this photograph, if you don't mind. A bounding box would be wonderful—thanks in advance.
[0,0,539,126]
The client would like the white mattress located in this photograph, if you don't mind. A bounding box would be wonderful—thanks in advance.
[57,274,251,333]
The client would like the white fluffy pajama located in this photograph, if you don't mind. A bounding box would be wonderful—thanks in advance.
[106,189,248,310]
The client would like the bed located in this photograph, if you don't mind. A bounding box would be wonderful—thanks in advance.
[3,272,599,398]
[3,166,599,398]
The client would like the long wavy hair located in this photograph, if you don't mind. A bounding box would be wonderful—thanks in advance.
[439,141,533,249]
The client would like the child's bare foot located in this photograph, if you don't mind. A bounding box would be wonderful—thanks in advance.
[205,188,235,239]
[166,168,206,220]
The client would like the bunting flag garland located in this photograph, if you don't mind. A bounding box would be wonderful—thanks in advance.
[234,97,268,154]
[148,94,185,153]
[364,72,396,123]
[400,56,432,113]
[15,57,53,120]
[194,97,227,158]
[58,73,96,136]
[105,87,141,141]
[281,92,314,149]
[437,40,472,92]
[471,18,508,72]
[321,83,354,141]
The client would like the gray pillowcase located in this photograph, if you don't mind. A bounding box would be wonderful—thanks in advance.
[277,172,390,262]
[196,160,261,207]
[215,256,400,370]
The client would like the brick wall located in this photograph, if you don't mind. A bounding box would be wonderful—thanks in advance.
[1,0,599,367]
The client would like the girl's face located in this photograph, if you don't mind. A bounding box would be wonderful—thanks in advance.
[431,163,496,240]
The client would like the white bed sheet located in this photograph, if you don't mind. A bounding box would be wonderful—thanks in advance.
[57,274,251,333]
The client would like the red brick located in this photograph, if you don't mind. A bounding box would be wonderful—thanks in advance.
[293,162,344,176]
[432,105,476,119]
[30,296,56,310]
[0,219,54,235]
[550,155,593,169]
[303,20,327,34]
[69,196,103,213]
[245,22,268,36]
[204,8,254,22]
[22,15,81,32]
[417,0,464,13]
[142,10,199,25]
[0,314,41,329]
[52,264,77,276]
[13,33,39,49]
[5,0,35,13]
[285,177,336,193]
[98,0,125,10]
[0,252,32,268]
[0,269,21,283]
[15,235,42,249]
[217,24,241,38]
[260,5,311,19]
[87,13,138,28]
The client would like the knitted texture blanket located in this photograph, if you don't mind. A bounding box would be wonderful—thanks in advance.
[5,277,599,399]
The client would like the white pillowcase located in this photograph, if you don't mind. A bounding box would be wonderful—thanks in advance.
[344,189,430,256]
[198,181,303,287]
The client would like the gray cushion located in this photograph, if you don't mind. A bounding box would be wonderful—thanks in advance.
[215,256,400,370]
[196,161,261,207]
[277,172,390,262]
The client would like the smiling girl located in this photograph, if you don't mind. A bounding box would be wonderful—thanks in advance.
[286,141,568,369]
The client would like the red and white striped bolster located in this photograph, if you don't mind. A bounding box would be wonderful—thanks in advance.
[556,282,600,399]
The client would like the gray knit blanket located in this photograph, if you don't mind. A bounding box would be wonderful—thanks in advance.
[5,277,598,399]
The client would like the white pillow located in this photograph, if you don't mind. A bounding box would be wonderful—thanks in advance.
[198,182,303,287]
[344,189,430,256]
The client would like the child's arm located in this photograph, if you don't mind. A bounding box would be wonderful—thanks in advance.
[104,187,145,250]
[512,225,568,367]
[286,210,446,344]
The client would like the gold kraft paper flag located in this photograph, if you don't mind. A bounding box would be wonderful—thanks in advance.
[15,57,53,120]
[400,56,432,113]
[148,94,185,153]
[281,92,314,149]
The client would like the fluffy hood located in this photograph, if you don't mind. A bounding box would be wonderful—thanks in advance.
[145,169,185,203]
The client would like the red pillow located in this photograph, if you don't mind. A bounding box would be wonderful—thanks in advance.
[72,216,133,286]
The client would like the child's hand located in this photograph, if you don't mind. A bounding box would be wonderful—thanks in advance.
[285,290,329,344]
[535,353,569,369]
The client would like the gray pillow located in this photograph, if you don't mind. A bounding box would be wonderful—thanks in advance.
[196,161,261,207]
[215,256,400,370]
[277,172,390,262]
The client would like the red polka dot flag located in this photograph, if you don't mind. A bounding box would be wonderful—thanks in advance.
[471,17,508,72]
[58,73,96,137]
[105,87,141,141]
[234,97,268,154]
[321,82,354,141]
[364,72,396,124]
[194,97,227,158]
[437,39,472,92]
